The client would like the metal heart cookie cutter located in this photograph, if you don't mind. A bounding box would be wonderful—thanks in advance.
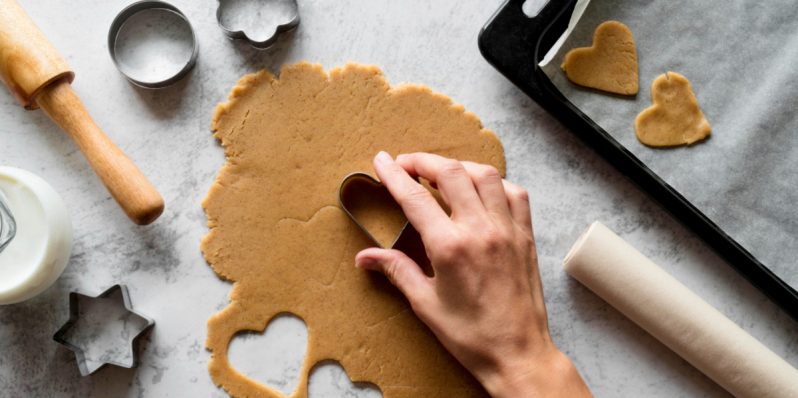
[108,0,199,88]
[0,191,15,253]
[216,0,300,50]
[53,285,155,376]
[338,172,409,249]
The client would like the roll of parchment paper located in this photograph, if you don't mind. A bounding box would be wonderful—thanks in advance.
[563,222,798,398]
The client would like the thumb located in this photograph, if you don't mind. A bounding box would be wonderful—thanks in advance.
[356,248,432,306]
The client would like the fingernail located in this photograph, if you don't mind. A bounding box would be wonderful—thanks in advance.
[356,256,378,269]
[375,151,392,165]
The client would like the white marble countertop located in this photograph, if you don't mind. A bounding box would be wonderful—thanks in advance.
[0,1,795,397]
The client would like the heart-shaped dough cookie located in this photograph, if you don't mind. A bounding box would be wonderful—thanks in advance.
[339,172,408,249]
[635,72,711,147]
[561,20,638,95]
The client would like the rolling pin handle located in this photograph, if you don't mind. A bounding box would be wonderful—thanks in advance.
[35,81,164,225]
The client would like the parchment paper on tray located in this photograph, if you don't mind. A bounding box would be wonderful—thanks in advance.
[540,0,798,289]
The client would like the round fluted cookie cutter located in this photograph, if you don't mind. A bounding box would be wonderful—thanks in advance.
[108,1,198,88]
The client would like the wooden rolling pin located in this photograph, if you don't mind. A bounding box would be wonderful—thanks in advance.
[0,0,164,225]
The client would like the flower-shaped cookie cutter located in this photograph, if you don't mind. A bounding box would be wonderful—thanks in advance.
[216,0,300,49]
[0,190,15,254]
[53,285,155,376]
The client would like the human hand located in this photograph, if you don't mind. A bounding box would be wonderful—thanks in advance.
[355,152,591,398]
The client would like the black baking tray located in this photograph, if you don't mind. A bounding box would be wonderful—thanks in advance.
[478,0,798,321]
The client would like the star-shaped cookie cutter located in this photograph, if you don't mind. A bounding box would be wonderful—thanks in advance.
[53,285,154,376]
[216,0,300,49]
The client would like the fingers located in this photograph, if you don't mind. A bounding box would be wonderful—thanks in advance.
[374,151,450,237]
[395,153,483,217]
[460,161,511,218]
[502,180,533,236]
[375,151,532,237]
[356,248,433,308]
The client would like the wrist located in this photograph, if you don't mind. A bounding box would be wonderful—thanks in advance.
[481,346,590,398]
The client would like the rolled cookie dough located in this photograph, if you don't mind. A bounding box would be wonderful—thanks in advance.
[202,63,505,398]
[561,20,639,95]
[635,71,711,147]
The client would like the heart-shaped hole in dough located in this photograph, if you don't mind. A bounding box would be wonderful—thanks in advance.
[309,360,383,398]
[561,20,639,95]
[228,314,308,395]
[338,173,408,249]
[635,71,711,147]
